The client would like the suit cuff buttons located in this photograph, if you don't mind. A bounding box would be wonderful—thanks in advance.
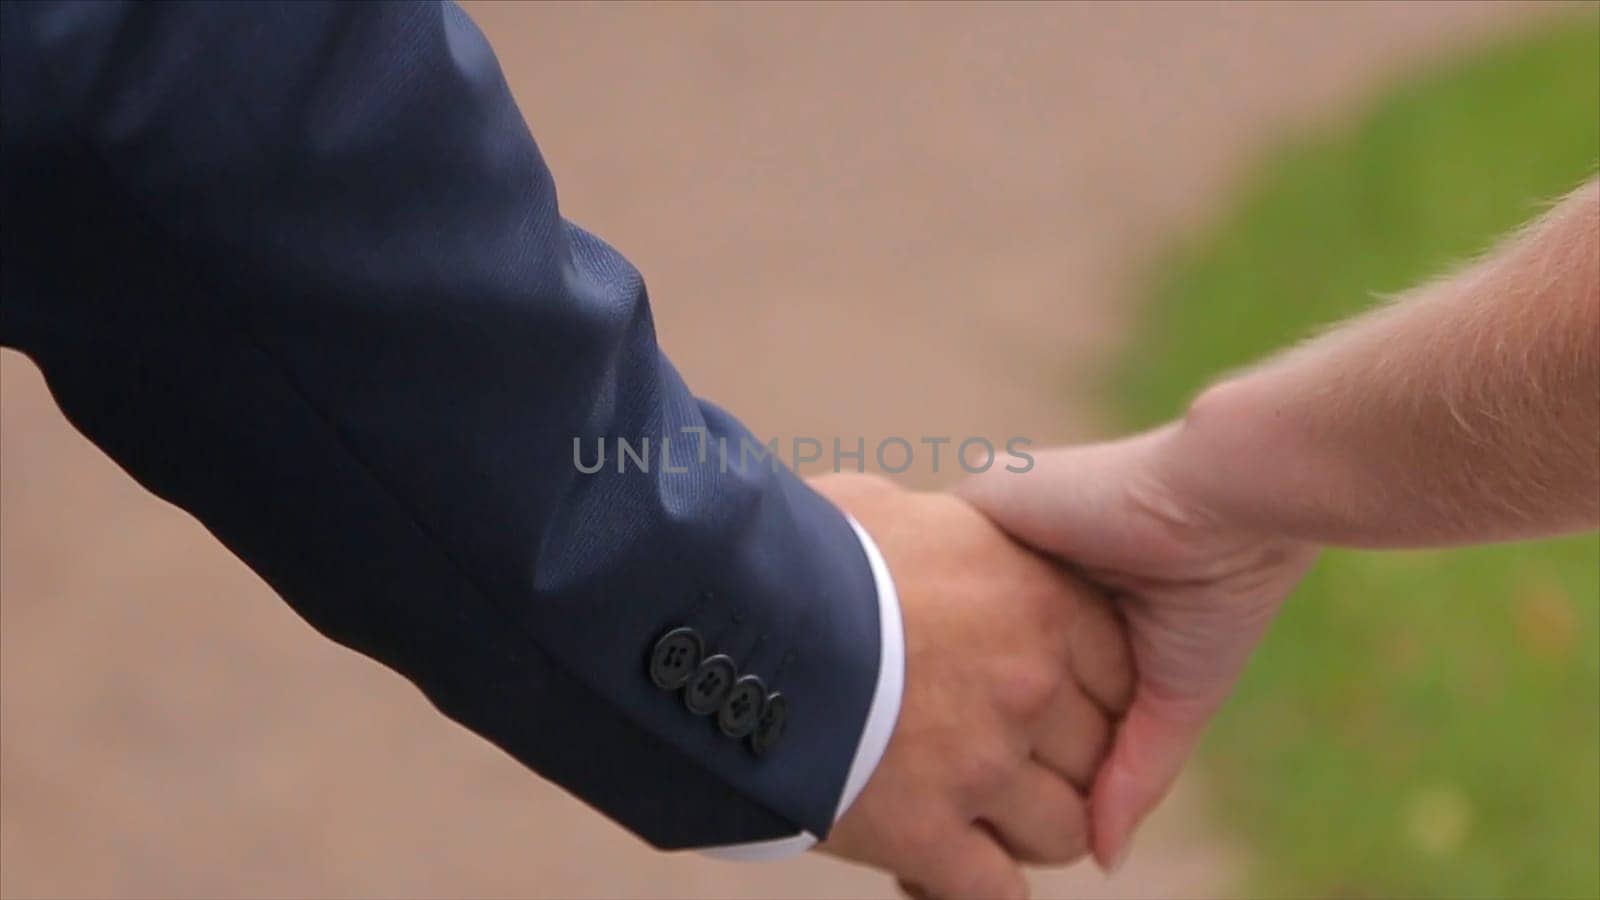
[649,626,788,755]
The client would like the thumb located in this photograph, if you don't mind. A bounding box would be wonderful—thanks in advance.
[955,431,1177,570]
[1089,691,1210,872]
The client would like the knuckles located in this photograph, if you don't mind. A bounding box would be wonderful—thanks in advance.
[952,733,1023,797]
[991,657,1062,722]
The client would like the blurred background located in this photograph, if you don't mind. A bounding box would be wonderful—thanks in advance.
[2,2,1596,897]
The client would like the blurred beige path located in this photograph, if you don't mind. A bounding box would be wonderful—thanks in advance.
[1,3,1562,898]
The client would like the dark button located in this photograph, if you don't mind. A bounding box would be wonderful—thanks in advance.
[684,654,737,715]
[717,675,767,738]
[749,691,789,755]
[649,627,704,691]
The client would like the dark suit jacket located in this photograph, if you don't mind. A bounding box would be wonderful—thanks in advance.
[0,0,882,849]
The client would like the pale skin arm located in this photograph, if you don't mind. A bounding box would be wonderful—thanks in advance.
[960,177,1600,869]
[1172,176,1599,546]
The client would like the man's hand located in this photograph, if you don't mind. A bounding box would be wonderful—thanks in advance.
[811,474,1133,900]
[957,430,1318,871]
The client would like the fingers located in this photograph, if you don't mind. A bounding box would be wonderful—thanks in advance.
[915,822,1030,900]
[980,763,1089,865]
[1030,679,1112,790]
[1088,690,1209,871]
[1064,585,1135,714]
[897,879,931,900]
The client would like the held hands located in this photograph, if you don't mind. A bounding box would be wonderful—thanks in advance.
[957,426,1317,869]
[810,427,1317,898]
[809,474,1133,900]
[803,183,1594,896]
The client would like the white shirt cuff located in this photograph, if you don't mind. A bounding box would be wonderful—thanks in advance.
[699,514,906,861]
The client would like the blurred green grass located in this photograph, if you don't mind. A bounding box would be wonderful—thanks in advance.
[1110,14,1600,899]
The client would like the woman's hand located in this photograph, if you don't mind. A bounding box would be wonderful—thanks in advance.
[958,428,1318,869]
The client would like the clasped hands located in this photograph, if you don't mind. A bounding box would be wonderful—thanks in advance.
[811,425,1317,900]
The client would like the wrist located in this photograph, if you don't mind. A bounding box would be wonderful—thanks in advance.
[1148,381,1320,554]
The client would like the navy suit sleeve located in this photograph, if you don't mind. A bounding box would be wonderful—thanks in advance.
[0,1,881,847]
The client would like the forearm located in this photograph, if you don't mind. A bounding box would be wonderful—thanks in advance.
[2,0,889,848]
[1158,179,1600,548]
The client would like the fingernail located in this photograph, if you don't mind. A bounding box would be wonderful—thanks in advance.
[1109,842,1132,875]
